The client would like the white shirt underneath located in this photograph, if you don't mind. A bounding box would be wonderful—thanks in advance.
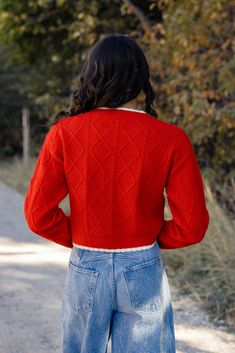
[96,107,146,114]
[72,241,156,252]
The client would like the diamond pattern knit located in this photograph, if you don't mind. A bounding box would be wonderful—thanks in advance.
[24,108,209,249]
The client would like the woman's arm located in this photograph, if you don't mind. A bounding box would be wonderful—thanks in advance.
[157,128,210,249]
[24,122,73,248]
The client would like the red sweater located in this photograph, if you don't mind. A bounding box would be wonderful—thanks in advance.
[24,107,209,251]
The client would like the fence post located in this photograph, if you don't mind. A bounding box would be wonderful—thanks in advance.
[22,107,30,166]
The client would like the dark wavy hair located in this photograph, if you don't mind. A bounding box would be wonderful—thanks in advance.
[49,33,158,126]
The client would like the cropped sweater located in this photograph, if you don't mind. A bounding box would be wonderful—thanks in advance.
[24,107,209,251]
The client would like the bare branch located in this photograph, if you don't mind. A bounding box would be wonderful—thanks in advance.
[123,0,152,35]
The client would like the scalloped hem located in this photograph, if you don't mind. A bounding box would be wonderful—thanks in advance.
[72,241,157,252]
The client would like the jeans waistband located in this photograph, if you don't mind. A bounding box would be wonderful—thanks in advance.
[70,241,161,263]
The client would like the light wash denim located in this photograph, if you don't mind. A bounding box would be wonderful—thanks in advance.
[61,241,176,353]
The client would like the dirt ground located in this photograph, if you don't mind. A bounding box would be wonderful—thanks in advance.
[0,180,234,353]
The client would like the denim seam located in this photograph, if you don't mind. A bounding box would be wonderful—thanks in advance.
[79,249,84,262]
[141,249,147,262]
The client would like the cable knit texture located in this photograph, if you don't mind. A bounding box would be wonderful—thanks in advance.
[24,108,209,250]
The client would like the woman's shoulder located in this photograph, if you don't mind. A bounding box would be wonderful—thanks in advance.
[145,114,186,140]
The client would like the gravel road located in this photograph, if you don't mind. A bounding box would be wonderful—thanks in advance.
[0,180,234,353]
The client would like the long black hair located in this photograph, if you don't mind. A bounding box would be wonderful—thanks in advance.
[49,33,158,126]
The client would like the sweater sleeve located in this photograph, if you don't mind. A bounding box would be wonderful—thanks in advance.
[157,128,209,249]
[24,122,73,248]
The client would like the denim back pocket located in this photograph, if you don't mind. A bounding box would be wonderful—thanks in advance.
[65,260,99,314]
[123,256,163,312]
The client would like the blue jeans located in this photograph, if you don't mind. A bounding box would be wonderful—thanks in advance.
[61,241,176,353]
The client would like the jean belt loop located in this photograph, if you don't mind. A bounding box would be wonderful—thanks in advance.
[141,249,147,262]
[78,248,84,262]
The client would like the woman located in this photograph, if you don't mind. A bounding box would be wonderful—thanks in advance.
[24,33,209,353]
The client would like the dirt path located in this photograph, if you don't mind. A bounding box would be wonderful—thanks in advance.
[0,180,234,353]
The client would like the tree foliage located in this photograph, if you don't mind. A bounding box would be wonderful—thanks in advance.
[0,45,27,156]
[144,0,235,183]
[0,0,234,186]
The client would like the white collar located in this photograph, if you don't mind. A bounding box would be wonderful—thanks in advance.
[96,107,146,114]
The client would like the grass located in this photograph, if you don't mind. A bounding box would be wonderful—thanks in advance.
[0,155,70,212]
[162,178,235,332]
[0,155,235,332]
[0,155,37,195]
